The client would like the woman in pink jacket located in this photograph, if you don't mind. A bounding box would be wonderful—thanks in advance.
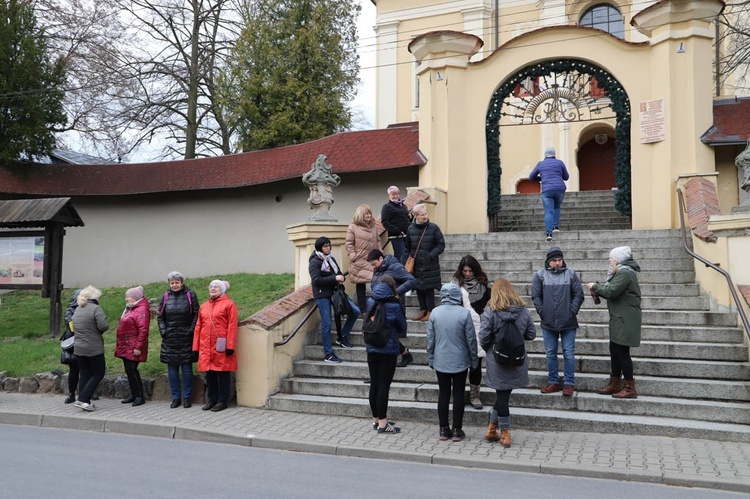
[192,279,238,412]
[115,286,150,406]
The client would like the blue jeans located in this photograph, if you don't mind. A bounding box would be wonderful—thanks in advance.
[168,362,194,400]
[390,237,406,264]
[541,189,566,233]
[315,297,360,356]
[542,328,576,385]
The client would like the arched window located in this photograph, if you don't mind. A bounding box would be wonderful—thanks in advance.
[579,4,624,39]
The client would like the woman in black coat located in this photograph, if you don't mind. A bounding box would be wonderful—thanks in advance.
[157,271,199,408]
[405,203,445,321]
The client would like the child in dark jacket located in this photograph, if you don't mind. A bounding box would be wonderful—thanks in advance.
[365,276,407,433]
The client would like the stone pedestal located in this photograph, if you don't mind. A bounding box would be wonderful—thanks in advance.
[286,222,349,290]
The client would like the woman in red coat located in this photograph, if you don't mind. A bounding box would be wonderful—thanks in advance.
[192,279,238,412]
[115,286,150,406]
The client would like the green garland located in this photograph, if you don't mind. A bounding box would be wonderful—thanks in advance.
[486,59,631,217]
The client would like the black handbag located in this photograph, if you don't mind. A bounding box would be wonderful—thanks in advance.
[60,348,78,365]
[331,286,352,316]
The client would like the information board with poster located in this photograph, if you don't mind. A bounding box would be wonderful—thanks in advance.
[0,235,44,286]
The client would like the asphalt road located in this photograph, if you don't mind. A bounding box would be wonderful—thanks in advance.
[0,425,743,498]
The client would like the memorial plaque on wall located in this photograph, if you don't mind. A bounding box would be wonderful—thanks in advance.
[639,98,666,144]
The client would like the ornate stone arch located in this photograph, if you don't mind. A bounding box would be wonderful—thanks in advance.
[485,58,631,217]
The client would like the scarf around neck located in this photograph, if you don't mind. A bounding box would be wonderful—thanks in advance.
[462,276,486,304]
[316,250,339,274]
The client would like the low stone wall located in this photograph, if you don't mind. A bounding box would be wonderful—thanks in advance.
[0,370,229,404]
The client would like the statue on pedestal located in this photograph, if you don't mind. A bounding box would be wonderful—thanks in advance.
[302,154,340,221]
[736,139,750,207]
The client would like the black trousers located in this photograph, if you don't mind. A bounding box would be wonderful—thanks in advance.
[493,389,512,417]
[123,359,144,398]
[77,354,105,403]
[356,283,367,314]
[367,352,397,419]
[67,361,80,394]
[417,289,435,312]
[436,370,467,429]
[206,371,231,404]
[468,357,483,385]
[609,341,634,380]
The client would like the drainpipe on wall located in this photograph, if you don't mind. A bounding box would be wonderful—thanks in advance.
[495,0,499,50]
[715,17,720,97]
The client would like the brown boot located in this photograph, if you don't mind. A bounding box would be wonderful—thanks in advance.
[420,311,431,322]
[597,375,622,395]
[485,422,499,441]
[410,310,427,321]
[499,428,511,448]
[612,379,637,399]
[470,384,483,410]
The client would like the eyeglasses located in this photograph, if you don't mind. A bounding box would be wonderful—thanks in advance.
[209,284,221,289]
[322,244,331,248]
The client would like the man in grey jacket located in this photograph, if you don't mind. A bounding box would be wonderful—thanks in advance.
[531,246,584,396]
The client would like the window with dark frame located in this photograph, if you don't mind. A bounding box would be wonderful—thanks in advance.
[579,4,625,40]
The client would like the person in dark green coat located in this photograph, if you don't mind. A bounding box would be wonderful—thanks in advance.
[587,246,641,399]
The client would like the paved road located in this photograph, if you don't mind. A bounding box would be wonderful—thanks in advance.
[1,392,749,494]
[1,425,745,499]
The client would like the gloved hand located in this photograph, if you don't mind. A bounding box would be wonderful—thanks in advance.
[226,349,234,356]
[191,351,199,362]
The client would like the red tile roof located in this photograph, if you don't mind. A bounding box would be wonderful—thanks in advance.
[0,123,424,196]
[701,97,750,146]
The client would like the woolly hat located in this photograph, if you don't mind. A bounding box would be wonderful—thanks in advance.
[209,279,229,295]
[609,246,632,263]
[126,286,144,301]
[544,147,556,158]
[545,246,564,267]
[167,271,184,282]
[314,236,331,252]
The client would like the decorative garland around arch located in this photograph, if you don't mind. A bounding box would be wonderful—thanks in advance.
[486,59,631,217]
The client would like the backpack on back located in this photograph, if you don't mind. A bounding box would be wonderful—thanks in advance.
[492,315,526,366]
[363,302,390,348]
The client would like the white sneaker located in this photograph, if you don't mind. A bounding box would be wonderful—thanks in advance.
[75,401,95,412]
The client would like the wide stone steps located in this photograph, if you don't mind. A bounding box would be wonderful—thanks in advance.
[279,377,750,426]
[272,193,749,442]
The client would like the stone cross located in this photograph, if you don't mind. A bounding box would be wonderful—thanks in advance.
[736,139,750,206]
[302,154,341,221]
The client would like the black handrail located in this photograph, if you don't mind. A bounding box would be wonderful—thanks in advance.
[274,303,318,347]
[676,188,750,340]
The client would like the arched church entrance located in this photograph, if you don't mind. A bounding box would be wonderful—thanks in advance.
[485,59,631,229]
[578,128,616,191]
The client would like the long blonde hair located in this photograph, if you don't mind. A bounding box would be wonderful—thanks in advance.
[352,204,372,225]
[487,278,524,312]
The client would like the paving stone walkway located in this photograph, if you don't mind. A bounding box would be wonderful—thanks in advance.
[1,392,749,493]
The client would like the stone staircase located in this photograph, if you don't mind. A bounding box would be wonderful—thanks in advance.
[490,190,631,232]
[269,194,750,442]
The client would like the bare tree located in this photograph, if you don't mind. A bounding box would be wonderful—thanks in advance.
[716,1,750,95]
[35,0,135,160]
[114,0,242,160]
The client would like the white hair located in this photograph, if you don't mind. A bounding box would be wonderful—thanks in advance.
[412,203,427,215]
[387,186,400,195]
[77,285,102,307]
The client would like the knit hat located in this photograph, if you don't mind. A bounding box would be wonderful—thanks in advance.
[544,147,556,158]
[209,279,229,295]
[609,246,632,263]
[314,236,331,252]
[545,246,564,267]
[126,286,144,301]
[167,271,184,282]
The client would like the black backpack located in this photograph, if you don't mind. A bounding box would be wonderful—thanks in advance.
[492,314,526,366]
[363,302,390,348]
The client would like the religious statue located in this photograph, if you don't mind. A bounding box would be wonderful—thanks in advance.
[736,139,750,207]
[302,154,341,221]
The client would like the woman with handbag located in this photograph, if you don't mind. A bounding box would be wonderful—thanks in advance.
[345,204,381,315]
[192,280,238,412]
[405,203,445,322]
[114,286,151,406]
[308,237,360,364]
[365,275,407,434]
[478,278,536,448]
[60,289,81,404]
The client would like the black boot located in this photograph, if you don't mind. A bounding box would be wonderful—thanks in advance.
[121,395,136,404]
[170,399,181,409]
[64,393,76,404]
[131,397,145,406]
[396,351,414,368]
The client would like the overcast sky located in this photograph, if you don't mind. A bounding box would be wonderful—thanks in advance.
[352,0,377,130]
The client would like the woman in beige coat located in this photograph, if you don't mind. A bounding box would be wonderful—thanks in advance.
[346,204,381,313]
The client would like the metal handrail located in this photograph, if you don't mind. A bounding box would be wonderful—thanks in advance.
[274,303,318,347]
[676,188,750,339]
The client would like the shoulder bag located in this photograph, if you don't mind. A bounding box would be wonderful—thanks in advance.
[404,226,427,274]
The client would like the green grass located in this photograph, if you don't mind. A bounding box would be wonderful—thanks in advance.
[0,273,294,378]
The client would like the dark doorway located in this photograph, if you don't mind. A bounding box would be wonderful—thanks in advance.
[577,138,616,191]
[516,179,540,194]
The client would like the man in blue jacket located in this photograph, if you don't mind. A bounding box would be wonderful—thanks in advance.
[531,246,584,396]
[529,147,569,242]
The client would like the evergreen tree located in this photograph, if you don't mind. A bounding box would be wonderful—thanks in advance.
[222,0,360,151]
[0,0,66,163]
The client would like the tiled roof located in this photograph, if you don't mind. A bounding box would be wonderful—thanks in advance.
[701,97,750,146]
[0,123,424,196]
